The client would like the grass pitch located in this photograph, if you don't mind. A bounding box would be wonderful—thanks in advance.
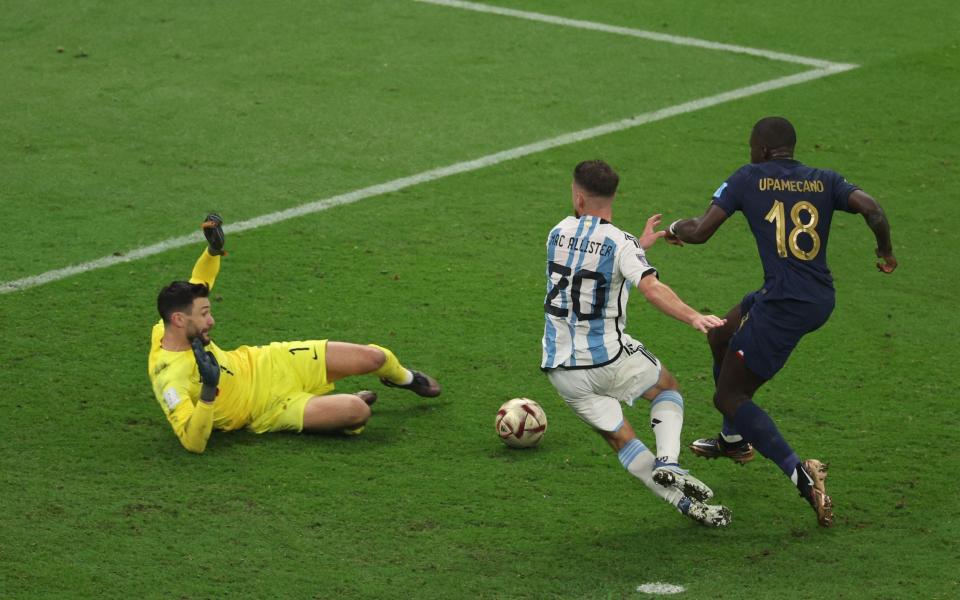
[1,1,958,598]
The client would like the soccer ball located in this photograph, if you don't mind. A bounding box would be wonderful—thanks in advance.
[496,398,548,448]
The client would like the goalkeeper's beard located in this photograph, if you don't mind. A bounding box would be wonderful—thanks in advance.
[188,327,213,346]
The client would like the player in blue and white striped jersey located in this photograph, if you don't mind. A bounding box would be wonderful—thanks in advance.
[542,160,730,527]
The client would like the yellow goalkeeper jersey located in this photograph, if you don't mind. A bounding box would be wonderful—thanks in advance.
[147,250,268,453]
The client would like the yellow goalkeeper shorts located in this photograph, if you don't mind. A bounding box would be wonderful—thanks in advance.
[248,340,335,433]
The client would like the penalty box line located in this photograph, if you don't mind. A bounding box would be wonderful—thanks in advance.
[415,0,856,70]
[0,7,857,296]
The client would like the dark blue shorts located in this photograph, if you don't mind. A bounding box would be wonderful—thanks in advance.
[729,291,834,380]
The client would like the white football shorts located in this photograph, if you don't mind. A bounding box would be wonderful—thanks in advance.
[547,338,661,432]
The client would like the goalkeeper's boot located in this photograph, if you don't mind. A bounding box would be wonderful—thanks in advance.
[796,459,834,527]
[354,390,378,406]
[380,370,441,398]
[342,391,377,435]
[689,436,755,465]
[678,497,731,528]
[653,460,714,502]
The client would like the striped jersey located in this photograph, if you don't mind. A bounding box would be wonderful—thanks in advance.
[541,215,657,370]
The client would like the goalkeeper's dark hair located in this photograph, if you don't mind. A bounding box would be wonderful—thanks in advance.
[573,160,619,197]
[157,281,210,323]
[752,116,797,149]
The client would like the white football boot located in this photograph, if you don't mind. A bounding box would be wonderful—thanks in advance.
[653,460,714,502]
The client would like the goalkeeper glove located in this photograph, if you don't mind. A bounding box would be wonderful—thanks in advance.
[191,338,220,403]
[201,213,226,256]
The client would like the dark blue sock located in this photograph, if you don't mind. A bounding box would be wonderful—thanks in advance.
[714,363,743,441]
[721,416,742,441]
[732,401,800,476]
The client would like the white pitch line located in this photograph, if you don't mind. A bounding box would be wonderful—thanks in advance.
[0,6,858,296]
[0,67,854,296]
[415,0,855,70]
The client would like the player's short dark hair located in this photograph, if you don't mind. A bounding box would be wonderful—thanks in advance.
[157,281,210,324]
[752,116,797,149]
[573,160,619,197]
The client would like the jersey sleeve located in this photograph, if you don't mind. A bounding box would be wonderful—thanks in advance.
[830,170,861,213]
[158,380,215,453]
[189,249,221,290]
[710,166,750,215]
[619,243,657,288]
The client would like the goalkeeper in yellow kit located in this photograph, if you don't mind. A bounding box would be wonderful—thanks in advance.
[148,214,441,453]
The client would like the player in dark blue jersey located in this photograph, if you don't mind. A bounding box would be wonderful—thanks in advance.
[664,117,896,526]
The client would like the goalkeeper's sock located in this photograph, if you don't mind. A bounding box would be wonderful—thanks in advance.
[618,438,684,507]
[650,390,684,465]
[732,401,800,476]
[368,344,414,385]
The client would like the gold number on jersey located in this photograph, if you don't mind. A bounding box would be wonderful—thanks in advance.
[764,200,788,257]
[788,201,821,260]
[764,199,821,261]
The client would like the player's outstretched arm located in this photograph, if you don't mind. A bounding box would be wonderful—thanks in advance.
[665,205,729,246]
[189,214,226,289]
[638,213,667,249]
[637,275,726,333]
[847,190,896,273]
